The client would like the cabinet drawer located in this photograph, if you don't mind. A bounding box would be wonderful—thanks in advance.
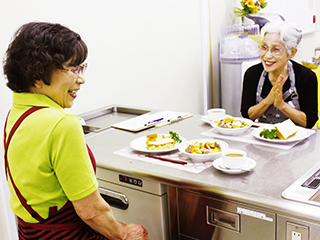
[178,189,276,240]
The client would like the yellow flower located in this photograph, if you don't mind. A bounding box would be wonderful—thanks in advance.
[234,0,268,19]
[247,0,256,8]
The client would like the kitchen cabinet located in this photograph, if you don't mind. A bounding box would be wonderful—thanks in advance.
[97,169,169,240]
[83,105,320,239]
[177,189,276,240]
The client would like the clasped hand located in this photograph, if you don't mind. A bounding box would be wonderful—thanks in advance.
[264,74,286,110]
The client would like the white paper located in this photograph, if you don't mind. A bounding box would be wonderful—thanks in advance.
[111,110,189,131]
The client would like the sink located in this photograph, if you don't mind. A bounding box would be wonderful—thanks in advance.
[282,161,320,206]
[82,125,101,134]
[79,105,150,134]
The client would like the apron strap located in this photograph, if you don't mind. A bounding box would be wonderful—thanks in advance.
[4,106,46,222]
[4,106,97,223]
[255,61,300,123]
[86,144,96,173]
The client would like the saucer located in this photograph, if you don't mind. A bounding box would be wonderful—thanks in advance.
[201,115,211,124]
[212,157,256,174]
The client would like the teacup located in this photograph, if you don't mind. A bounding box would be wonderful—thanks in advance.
[221,149,247,169]
[207,108,226,121]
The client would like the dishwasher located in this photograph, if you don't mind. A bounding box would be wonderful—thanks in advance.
[96,168,169,240]
[176,189,276,240]
[80,105,170,240]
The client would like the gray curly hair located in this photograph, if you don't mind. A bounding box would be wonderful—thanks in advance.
[261,19,302,56]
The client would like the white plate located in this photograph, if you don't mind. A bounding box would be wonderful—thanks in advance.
[178,138,229,162]
[210,117,253,136]
[201,115,211,123]
[212,157,256,174]
[130,135,186,153]
[252,127,310,143]
[201,115,233,124]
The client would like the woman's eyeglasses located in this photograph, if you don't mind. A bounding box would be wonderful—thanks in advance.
[259,45,286,56]
[62,63,87,75]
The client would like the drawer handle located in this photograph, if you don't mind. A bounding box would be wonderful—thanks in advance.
[99,187,129,210]
[206,206,240,232]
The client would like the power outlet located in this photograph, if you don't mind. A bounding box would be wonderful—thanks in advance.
[286,222,309,240]
[292,231,301,240]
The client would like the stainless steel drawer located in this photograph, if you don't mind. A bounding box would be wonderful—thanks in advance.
[178,189,276,240]
[98,179,169,240]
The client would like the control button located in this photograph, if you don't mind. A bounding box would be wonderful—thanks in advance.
[119,174,143,187]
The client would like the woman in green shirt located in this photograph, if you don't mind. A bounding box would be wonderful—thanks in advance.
[3,22,150,240]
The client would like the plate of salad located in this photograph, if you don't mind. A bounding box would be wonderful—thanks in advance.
[252,127,310,143]
[178,138,228,162]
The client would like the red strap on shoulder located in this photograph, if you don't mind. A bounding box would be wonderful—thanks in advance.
[3,106,96,223]
[86,144,96,173]
[4,106,46,222]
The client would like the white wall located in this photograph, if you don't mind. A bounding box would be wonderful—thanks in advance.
[0,0,212,239]
[0,0,319,239]
[209,0,237,107]
[299,1,320,61]
[0,0,209,115]
[0,186,9,239]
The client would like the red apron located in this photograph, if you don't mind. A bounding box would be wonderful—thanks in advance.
[4,106,108,240]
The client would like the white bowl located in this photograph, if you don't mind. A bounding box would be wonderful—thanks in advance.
[221,148,247,169]
[178,138,229,162]
[207,108,226,121]
[210,117,253,135]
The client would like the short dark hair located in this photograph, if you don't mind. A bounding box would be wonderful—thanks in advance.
[3,22,88,92]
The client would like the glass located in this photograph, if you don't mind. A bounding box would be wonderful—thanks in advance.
[62,63,87,75]
[259,45,286,56]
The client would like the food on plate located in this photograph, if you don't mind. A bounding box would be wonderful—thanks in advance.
[146,131,181,150]
[259,128,279,139]
[216,117,249,129]
[185,141,221,154]
[275,119,298,140]
[169,131,182,144]
[146,133,174,150]
[259,119,298,140]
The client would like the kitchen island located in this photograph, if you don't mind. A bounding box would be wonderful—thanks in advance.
[83,106,320,240]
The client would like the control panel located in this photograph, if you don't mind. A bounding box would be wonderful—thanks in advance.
[119,174,143,187]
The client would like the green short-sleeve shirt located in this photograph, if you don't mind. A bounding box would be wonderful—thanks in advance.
[5,92,98,223]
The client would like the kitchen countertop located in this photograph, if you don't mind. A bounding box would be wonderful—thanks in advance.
[85,113,320,224]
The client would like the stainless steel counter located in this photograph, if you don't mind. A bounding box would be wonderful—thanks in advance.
[84,108,320,238]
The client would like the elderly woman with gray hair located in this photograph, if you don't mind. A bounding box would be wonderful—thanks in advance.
[241,19,318,128]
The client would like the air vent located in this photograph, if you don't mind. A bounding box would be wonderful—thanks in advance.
[301,168,320,189]
[306,179,320,189]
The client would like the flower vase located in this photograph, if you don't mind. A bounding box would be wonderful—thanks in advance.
[244,12,284,29]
